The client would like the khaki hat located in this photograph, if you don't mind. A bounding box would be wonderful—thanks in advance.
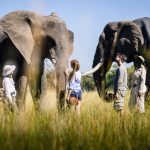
[134,55,145,63]
[2,65,16,76]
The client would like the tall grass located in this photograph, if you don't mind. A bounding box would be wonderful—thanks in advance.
[0,90,150,150]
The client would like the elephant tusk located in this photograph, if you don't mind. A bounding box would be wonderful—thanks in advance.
[81,61,103,76]
[52,58,56,64]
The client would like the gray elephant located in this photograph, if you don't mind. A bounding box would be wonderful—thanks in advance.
[83,17,150,100]
[0,11,74,110]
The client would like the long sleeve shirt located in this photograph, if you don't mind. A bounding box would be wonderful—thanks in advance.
[2,77,16,100]
[114,64,127,94]
[69,70,81,92]
[131,65,147,94]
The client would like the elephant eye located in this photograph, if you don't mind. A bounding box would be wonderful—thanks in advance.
[47,22,55,28]
[50,48,56,55]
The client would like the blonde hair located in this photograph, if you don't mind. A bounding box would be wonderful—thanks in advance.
[68,59,80,81]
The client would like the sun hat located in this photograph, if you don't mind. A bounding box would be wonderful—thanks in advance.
[134,55,145,63]
[2,65,16,76]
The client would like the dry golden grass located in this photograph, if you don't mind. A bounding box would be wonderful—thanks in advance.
[0,90,150,150]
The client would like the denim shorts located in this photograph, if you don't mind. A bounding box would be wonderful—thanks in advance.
[70,90,82,101]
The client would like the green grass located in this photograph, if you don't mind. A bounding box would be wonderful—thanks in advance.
[0,91,150,150]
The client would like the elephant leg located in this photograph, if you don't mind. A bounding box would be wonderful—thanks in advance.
[28,62,44,110]
[39,73,48,112]
[40,73,47,100]
[17,76,27,112]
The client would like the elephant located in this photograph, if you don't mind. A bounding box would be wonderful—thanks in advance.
[0,11,74,111]
[83,17,150,100]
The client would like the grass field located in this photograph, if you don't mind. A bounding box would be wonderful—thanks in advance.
[0,90,150,150]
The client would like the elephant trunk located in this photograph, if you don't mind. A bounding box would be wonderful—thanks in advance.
[54,29,73,110]
[92,31,117,99]
[56,55,68,109]
[92,47,104,98]
[56,40,73,109]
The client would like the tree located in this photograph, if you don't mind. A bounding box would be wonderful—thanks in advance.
[81,76,96,91]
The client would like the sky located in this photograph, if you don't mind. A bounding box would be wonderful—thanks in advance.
[0,0,150,72]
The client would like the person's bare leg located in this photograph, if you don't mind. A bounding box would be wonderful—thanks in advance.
[70,97,78,105]
[76,101,81,115]
[120,109,124,117]
[68,97,76,113]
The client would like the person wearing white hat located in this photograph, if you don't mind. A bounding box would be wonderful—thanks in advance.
[129,55,147,113]
[2,65,18,113]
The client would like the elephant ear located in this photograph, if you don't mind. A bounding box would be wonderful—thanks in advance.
[1,12,35,64]
[118,21,144,51]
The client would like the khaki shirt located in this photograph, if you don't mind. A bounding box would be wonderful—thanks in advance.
[2,77,16,100]
[131,65,147,94]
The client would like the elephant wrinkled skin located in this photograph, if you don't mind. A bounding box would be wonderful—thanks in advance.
[0,11,74,111]
[91,17,150,99]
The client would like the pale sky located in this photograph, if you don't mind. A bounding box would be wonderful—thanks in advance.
[0,0,150,72]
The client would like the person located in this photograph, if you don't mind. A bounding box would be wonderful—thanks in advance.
[113,53,127,116]
[129,55,147,113]
[2,65,19,113]
[64,59,82,114]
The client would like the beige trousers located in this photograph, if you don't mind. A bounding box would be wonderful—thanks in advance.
[129,88,145,113]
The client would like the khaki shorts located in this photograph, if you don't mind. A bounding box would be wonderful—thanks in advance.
[114,91,126,111]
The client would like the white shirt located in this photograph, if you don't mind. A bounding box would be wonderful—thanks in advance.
[2,76,16,99]
[69,70,81,92]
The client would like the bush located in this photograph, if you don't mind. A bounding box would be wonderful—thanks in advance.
[82,76,96,91]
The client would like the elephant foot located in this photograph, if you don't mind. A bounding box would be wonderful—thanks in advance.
[17,76,27,112]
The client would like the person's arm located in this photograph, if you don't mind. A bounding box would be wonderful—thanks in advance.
[66,74,75,101]
[65,81,73,101]
[66,89,72,101]
[64,67,69,77]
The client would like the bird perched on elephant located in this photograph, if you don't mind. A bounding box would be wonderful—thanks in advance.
[0,11,74,111]
[83,17,150,100]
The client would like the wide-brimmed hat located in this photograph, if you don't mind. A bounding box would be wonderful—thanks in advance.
[134,55,145,63]
[2,65,16,76]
